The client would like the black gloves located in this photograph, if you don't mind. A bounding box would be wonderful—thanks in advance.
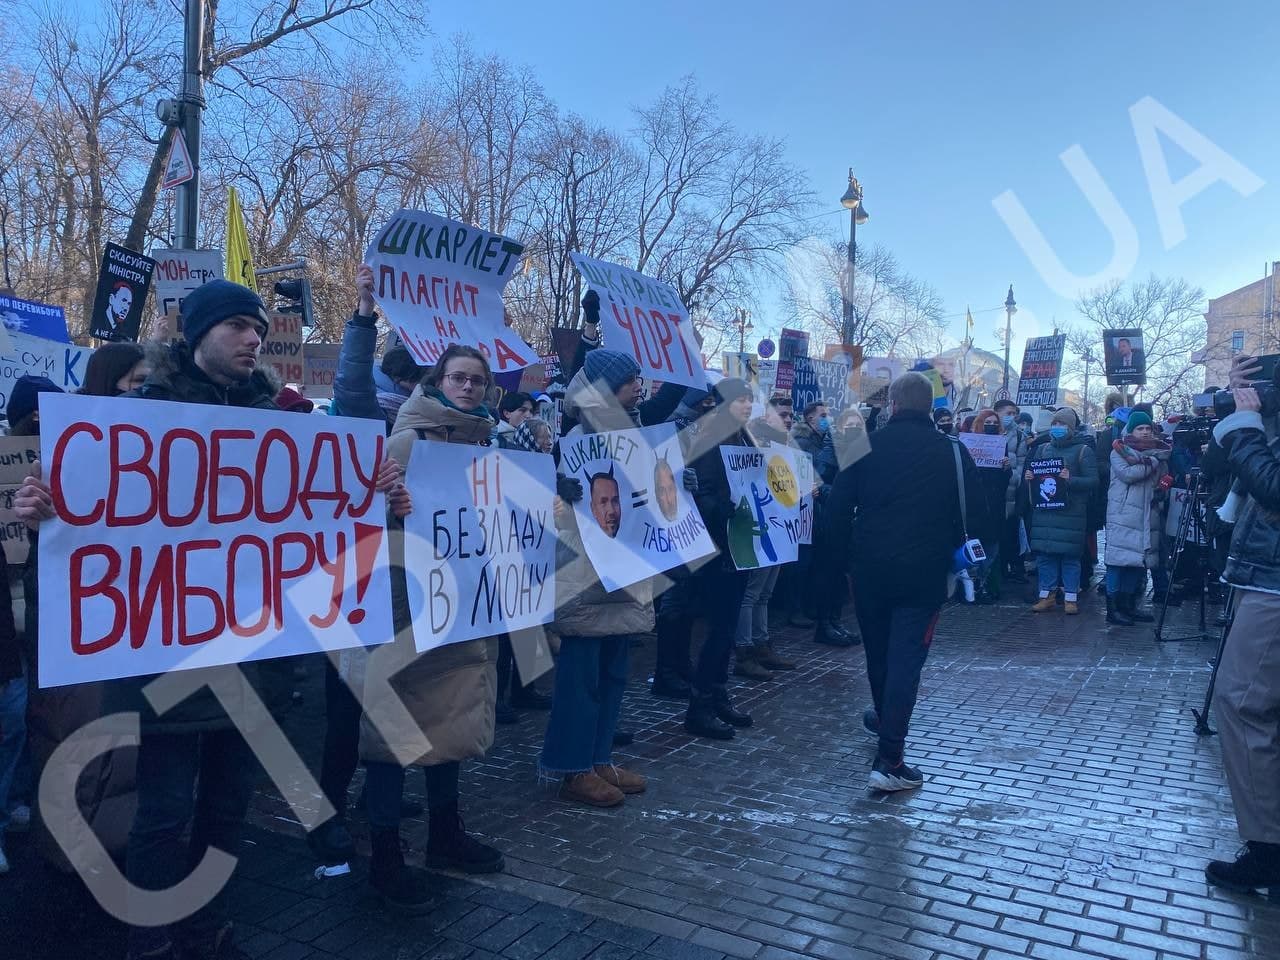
[582,289,601,325]
[557,476,584,504]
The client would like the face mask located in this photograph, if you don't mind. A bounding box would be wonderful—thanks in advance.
[817,417,831,433]
[937,422,952,434]
[983,424,999,435]
[1001,415,1016,428]
[1049,425,1069,441]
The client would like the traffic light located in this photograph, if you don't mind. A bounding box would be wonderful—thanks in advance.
[273,276,314,327]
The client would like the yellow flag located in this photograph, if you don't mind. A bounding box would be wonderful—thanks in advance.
[226,186,257,292]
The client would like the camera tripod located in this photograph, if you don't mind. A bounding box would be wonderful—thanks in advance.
[1190,587,1236,736]
[1154,470,1217,643]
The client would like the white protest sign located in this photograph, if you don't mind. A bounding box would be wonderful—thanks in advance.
[719,445,809,569]
[559,423,716,593]
[0,332,93,411]
[791,446,816,546]
[365,209,536,373]
[571,253,703,390]
[151,249,224,323]
[958,432,1008,469]
[36,395,393,688]
[402,441,556,652]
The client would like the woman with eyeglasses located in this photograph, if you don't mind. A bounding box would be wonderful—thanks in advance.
[355,344,505,913]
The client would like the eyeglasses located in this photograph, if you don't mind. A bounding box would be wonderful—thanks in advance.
[444,372,487,389]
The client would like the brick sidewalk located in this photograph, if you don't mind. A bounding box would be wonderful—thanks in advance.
[7,590,1280,959]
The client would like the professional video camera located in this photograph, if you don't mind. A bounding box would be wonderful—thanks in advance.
[1175,414,1217,449]
[1211,353,1280,420]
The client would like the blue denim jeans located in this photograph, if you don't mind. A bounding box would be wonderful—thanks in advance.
[1037,554,1083,599]
[0,674,27,842]
[736,565,782,649]
[125,728,257,955]
[541,635,630,774]
[1106,565,1144,594]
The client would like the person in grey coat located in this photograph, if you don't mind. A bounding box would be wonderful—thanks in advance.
[1025,407,1098,614]
[1102,411,1171,625]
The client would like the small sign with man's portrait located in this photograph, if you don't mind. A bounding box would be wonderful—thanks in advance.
[1029,456,1067,510]
[1103,328,1146,386]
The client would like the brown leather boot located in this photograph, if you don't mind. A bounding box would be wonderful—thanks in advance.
[560,771,624,808]
[734,648,774,681]
[594,764,646,795]
[756,644,796,670]
[1031,596,1057,613]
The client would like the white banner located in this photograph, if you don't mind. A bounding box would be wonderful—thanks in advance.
[37,394,393,687]
[365,209,536,373]
[719,445,809,569]
[0,331,93,411]
[560,423,716,592]
[402,441,556,652]
[958,432,1008,468]
[151,248,224,322]
[571,253,703,389]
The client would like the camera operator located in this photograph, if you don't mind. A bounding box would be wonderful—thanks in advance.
[1203,358,1280,892]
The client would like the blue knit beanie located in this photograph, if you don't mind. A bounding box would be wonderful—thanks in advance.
[583,349,641,393]
[7,374,62,426]
[180,279,269,346]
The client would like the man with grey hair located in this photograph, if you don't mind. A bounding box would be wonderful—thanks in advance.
[827,372,985,792]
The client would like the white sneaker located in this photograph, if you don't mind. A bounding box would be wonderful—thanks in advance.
[868,759,925,792]
[8,805,30,833]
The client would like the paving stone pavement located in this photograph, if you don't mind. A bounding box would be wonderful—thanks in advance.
[7,588,1280,959]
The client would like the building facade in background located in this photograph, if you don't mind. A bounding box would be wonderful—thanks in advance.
[1200,262,1278,388]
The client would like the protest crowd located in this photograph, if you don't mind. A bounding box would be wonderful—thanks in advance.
[1,211,1279,960]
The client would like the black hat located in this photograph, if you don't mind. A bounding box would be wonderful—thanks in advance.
[180,279,269,346]
[714,378,752,404]
[7,375,63,426]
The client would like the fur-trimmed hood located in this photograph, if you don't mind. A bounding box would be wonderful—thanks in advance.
[132,340,281,409]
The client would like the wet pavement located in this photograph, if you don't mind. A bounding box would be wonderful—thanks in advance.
[6,585,1280,959]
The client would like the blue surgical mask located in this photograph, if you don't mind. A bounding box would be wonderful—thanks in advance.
[1001,415,1016,429]
[1049,425,1069,441]
[818,416,832,432]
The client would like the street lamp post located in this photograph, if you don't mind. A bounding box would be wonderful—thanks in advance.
[1081,347,1096,426]
[1001,285,1017,391]
[736,308,753,353]
[840,169,869,347]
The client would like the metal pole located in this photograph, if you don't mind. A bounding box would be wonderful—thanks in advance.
[173,0,205,250]
[842,207,856,346]
[737,308,744,352]
[1082,348,1094,426]
[1002,285,1015,391]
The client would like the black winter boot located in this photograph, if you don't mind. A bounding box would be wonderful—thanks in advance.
[684,693,735,740]
[369,829,434,914]
[711,685,753,728]
[652,620,693,698]
[174,920,248,960]
[1206,842,1280,893]
[814,621,857,647]
[424,803,504,874]
[1124,591,1154,623]
[1105,595,1134,626]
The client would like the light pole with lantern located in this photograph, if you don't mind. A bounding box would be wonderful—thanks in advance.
[1001,285,1017,391]
[840,169,869,348]
[736,307,754,353]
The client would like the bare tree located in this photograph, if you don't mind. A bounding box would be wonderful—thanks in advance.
[1074,275,1215,408]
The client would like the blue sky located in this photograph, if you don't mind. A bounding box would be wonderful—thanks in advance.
[418,1,1279,358]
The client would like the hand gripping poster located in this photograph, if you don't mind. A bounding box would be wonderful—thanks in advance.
[558,423,716,593]
[719,445,809,569]
[365,209,537,373]
[402,442,557,652]
[37,394,394,688]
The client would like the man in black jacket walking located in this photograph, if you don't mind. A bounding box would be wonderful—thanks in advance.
[827,373,985,791]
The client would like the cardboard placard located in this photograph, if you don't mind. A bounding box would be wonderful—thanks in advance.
[365,209,535,372]
[36,394,393,687]
[1028,456,1066,510]
[1015,335,1066,407]
[0,436,41,564]
[302,343,340,396]
[90,243,156,342]
[402,442,556,652]
[262,311,304,384]
[720,445,809,569]
[958,432,1008,469]
[0,293,68,344]
[559,423,716,592]
[570,253,703,390]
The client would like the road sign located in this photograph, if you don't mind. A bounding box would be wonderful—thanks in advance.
[995,387,1012,402]
[161,129,194,189]
[757,337,775,359]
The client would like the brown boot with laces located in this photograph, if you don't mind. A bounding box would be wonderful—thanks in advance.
[560,771,624,807]
[595,764,646,795]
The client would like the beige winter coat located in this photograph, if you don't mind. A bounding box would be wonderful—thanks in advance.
[357,387,500,767]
